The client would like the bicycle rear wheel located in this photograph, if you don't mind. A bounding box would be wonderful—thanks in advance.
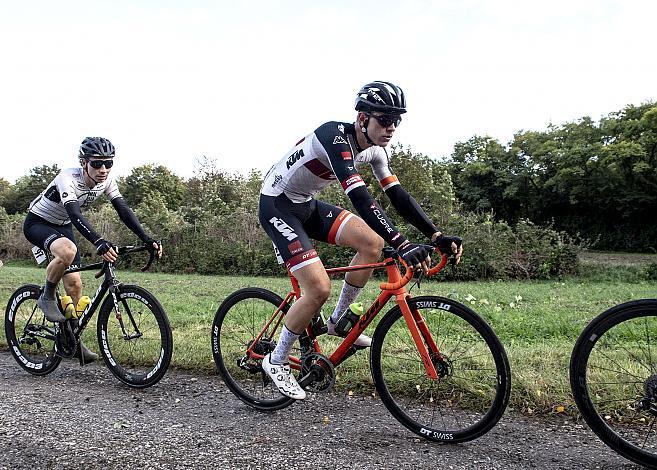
[4,284,62,375]
[570,299,657,469]
[97,285,173,388]
[370,296,511,443]
[211,288,295,411]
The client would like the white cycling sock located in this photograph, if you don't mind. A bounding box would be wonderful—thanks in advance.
[271,325,299,365]
[330,280,363,323]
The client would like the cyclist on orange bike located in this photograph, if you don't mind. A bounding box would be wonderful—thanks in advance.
[23,137,162,363]
[258,81,463,399]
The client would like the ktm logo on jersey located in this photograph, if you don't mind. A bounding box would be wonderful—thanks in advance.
[286,149,305,170]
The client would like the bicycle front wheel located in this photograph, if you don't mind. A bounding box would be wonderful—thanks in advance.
[212,288,295,411]
[570,299,657,468]
[97,285,173,388]
[4,284,62,375]
[371,296,511,443]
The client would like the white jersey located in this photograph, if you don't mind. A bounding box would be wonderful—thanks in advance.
[28,167,122,225]
[261,121,400,203]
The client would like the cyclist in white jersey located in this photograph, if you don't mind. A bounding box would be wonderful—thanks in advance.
[23,137,162,363]
[259,82,463,399]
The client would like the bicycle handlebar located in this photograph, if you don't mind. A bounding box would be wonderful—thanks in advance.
[94,242,159,278]
[379,246,450,291]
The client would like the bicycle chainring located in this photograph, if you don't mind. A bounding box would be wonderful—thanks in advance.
[299,352,335,393]
[54,322,78,359]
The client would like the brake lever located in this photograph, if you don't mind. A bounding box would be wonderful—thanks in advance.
[95,261,107,279]
[141,248,156,272]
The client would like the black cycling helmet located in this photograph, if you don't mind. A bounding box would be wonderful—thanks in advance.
[355,81,406,115]
[79,137,115,158]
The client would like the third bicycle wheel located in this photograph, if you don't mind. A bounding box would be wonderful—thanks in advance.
[570,299,657,468]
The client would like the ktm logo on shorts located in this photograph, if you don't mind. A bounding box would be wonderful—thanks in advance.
[269,217,298,241]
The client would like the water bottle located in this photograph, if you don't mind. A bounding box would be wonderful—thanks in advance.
[59,295,76,320]
[75,296,91,319]
[334,302,364,336]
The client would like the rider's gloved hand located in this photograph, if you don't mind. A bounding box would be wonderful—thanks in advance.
[95,238,118,263]
[143,238,163,259]
[398,242,432,274]
[432,234,463,265]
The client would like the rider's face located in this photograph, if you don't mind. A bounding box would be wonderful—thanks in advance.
[85,157,113,182]
[360,112,401,147]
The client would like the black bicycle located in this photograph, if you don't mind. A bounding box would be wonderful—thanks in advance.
[5,244,173,389]
[570,299,657,468]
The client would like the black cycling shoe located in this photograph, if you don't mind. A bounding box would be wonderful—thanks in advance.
[37,294,66,322]
[74,341,98,365]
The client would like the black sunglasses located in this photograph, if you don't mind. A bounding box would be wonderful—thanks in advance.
[87,159,114,169]
[369,113,402,128]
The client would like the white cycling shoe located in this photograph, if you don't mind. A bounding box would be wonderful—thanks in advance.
[326,318,372,348]
[262,353,306,400]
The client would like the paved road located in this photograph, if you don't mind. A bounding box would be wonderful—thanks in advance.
[0,351,642,469]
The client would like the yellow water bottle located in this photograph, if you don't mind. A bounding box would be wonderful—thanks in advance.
[75,296,91,319]
[335,302,364,336]
[59,295,76,320]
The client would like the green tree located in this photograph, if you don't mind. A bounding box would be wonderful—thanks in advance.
[4,165,60,214]
[119,164,187,211]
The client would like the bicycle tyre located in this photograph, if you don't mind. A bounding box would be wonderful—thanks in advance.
[370,295,511,443]
[570,299,657,469]
[4,284,62,375]
[211,287,295,411]
[97,285,173,388]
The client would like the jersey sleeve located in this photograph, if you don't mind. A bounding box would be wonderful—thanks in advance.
[313,122,406,248]
[104,176,122,200]
[367,146,401,191]
[54,172,79,205]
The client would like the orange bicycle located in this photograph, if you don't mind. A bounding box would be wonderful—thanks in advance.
[211,246,511,442]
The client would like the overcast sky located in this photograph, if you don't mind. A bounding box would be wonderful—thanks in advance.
[1,0,655,183]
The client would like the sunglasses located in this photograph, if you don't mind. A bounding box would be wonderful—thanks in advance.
[87,159,114,169]
[369,113,402,128]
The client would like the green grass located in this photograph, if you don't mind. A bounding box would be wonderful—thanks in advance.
[1,263,656,415]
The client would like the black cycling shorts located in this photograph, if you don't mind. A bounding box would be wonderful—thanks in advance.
[258,194,354,273]
[23,212,81,268]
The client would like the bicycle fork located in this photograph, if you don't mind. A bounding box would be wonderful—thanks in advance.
[109,285,142,340]
[397,295,444,380]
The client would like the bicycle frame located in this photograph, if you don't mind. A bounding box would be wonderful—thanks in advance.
[246,248,449,379]
[43,245,154,340]
[60,262,121,337]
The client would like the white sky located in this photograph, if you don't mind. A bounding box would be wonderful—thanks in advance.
[1,0,655,183]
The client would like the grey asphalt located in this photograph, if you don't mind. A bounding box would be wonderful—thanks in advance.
[0,351,641,469]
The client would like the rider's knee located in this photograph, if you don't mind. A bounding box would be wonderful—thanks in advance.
[52,240,77,265]
[358,234,384,259]
[306,279,331,305]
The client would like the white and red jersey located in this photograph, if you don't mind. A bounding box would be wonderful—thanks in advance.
[261,121,400,202]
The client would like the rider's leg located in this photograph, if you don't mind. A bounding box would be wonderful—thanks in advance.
[271,260,330,361]
[46,238,77,285]
[38,238,78,322]
[329,216,383,323]
[264,260,329,400]
[62,266,97,363]
[62,272,82,306]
